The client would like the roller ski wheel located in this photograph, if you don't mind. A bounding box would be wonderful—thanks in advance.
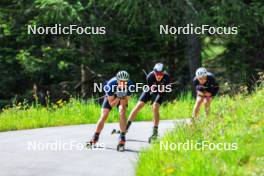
[148,134,158,143]
[86,140,97,148]
[117,140,125,152]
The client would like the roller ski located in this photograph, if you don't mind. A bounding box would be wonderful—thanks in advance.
[148,126,158,143]
[111,129,121,134]
[112,120,131,135]
[148,134,158,143]
[117,132,126,152]
[111,129,127,135]
[86,140,96,148]
[86,133,99,148]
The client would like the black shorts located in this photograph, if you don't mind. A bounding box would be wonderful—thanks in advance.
[102,96,128,110]
[102,97,112,110]
[139,92,163,105]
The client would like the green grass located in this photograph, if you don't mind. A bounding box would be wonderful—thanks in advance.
[136,85,264,176]
[0,94,194,132]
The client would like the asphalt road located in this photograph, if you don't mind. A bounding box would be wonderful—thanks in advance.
[0,119,190,176]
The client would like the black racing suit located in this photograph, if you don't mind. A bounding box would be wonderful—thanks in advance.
[193,73,219,97]
[139,71,170,105]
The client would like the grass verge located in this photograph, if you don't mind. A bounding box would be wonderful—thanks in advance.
[136,85,264,176]
[0,93,194,132]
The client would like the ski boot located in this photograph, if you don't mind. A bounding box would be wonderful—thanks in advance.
[117,133,126,152]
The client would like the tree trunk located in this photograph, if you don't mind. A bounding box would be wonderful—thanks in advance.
[186,34,201,78]
[185,34,202,95]
[184,0,202,94]
[81,64,88,98]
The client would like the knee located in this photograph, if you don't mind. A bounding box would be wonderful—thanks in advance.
[196,98,203,106]
[204,97,212,105]
[152,103,159,111]
[135,102,144,111]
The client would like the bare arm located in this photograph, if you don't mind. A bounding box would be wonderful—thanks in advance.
[107,95,120,107]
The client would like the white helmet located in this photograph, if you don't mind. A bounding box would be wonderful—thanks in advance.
[116,70,129,81]
[153,63,164,72]
[196,67,207,77]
